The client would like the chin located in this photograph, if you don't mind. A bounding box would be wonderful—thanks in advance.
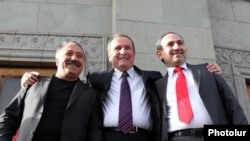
[67,69,80,75]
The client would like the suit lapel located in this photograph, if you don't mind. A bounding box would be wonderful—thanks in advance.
[66,80,84,110]
[133,66,147,84]
[98,70,113,101]
[156,74,168,102]
[103,70,113,92]
[40,77,51,105]
[188,64,201,91]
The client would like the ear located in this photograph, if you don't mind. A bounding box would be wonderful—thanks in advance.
[55,58,59,67]
[107,53,112,62]
[156,50,162,60]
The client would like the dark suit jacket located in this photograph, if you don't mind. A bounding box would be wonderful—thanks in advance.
[155,63,249,141]
[0,76,102,141]
[87,66,162,141]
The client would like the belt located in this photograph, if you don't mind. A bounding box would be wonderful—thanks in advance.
[103,127,149,134]
[169,128,203,137]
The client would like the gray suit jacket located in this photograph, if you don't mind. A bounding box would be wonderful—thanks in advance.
[156,63,248,141]
[0,76,102,141]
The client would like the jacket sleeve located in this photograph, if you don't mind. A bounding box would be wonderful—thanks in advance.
[214,74,249,124]
[0,88,28,141]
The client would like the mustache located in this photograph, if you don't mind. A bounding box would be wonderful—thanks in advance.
[66,60,81,67]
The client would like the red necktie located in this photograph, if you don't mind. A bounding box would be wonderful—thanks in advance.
[174,67,193,124]
[118,72,133,134]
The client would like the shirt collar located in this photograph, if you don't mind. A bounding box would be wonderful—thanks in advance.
[114,67,135,80]
[167,63,188,77]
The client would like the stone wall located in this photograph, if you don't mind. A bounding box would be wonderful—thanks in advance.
[0,0,249,121]
[0,32,108,79]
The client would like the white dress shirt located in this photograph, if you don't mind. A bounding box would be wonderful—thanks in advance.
[103,67,152,130]
[167,63,213,132]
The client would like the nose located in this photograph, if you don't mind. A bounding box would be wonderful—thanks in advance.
[120,47,126,55]
[71,54,78,60]
[173,42,180,50]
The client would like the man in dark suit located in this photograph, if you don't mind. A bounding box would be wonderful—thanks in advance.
[87,34,162,141]
[155,32,249,141]
[0,41,102,141]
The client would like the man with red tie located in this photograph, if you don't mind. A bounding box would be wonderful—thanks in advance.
[155,32,248,141]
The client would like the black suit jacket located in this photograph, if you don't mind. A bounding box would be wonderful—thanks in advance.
[0,76,102,141]
[156,63,249,141]
[87,66,162,141]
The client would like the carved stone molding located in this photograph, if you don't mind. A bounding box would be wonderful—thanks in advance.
[215,47,250,120]
[215,47,250,90]
[0,32,108,76]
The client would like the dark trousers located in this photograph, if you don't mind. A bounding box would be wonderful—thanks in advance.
[103,131,151,141]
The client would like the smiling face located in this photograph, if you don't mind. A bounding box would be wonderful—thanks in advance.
[156,33,187,67]
[108,36,135,72]
[55,41,85,81]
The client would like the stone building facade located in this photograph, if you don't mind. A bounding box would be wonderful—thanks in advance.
[0,0,250,121]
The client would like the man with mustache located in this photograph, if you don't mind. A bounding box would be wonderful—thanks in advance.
[0,41,102,141]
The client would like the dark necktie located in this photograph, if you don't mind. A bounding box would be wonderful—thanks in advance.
[118,72,133,134]
[174,67,193,124]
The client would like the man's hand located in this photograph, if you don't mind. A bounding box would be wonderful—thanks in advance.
[21,71,40,89]
[205,62,221,75]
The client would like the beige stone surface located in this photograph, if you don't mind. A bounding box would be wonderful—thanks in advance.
[0,0,250,121]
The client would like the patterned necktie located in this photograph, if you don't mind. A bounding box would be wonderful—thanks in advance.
[174,67,193,124]
[118,72,133,134]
